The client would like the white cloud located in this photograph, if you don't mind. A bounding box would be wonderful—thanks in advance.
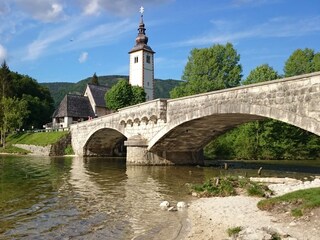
[22,16,134,61]
[14,0,65,22]
[0,44,7,62]
[171,16,320,48]
[83,0,100,16]
[79,0,173,16]
[24,17,85,60]
[78,52,88,63]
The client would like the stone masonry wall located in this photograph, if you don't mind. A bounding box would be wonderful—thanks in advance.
[166,72,320,136]
[14,144,51,156]
[14,133,72,156]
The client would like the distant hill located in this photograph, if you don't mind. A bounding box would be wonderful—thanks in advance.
[41,75,182,108]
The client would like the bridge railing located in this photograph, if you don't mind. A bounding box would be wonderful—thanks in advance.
[118,98,168,124]
[166,71,320,103]
[165,71,320,125]
[70,98,169,129]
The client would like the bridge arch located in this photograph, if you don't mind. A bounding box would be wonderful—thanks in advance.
[148,102,319,152]
[83,127,127,157]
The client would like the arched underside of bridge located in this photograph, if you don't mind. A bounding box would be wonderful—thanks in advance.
[83,128,127,157]
[149,113,265,154]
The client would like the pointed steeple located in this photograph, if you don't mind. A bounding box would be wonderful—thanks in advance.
[129,7,154,53]
[129,6,155,101]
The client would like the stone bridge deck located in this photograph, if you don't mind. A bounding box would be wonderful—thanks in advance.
[71,72,320,165]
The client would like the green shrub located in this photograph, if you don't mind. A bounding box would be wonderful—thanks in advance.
[246,182,266,197]
[191,176,270,197]
[227,226,242,237]
[64,144,74,155]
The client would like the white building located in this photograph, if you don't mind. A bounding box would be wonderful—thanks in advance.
[129,8,155,101]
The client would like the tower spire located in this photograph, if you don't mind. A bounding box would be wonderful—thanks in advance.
[129,6,154,53]
[129,6,155,101]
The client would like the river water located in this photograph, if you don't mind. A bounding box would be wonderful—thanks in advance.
[1,155,320,239]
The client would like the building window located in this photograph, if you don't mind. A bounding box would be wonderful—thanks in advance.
[134,56,138,63]
[147,81,149,86]
[146,55,151,64]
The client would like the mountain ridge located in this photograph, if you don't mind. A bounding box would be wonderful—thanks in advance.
[41,75,182,108]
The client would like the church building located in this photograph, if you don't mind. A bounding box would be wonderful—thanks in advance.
[50,7,155,129]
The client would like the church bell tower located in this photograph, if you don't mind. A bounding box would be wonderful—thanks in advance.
[129,7,155,101]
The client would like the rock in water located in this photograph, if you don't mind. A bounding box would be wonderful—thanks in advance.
[160,201,170,209]
[177,201,187,209]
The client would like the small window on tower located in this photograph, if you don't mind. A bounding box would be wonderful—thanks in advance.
[147,82,149,86]
[146,55,151,64]
[134,56,138,63]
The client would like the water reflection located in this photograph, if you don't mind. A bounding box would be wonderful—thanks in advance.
[1,156,319,239]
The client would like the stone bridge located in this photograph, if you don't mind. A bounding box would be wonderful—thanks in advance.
[70,72,320,165]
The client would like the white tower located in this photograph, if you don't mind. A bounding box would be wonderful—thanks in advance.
[129,7,155,101]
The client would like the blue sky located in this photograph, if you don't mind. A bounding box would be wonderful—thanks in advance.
[0,0,320,83]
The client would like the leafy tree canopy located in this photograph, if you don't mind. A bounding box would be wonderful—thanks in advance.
[284,48,320,77]
[170,43,242,98]
[242,64,279,85]
[0,61,13,98]
[131,85,146,105]
[1,97,29,148]
[205,62,320,160]
[105,79,146,111]
[0,62,54,130]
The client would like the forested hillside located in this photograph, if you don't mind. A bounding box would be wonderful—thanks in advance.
[41,75,181,107]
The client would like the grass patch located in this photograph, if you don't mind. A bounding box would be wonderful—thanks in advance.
[7,131,68,146]
[271,233,281,240]
[191,176,270,197]
[246,181,268,197]
[64,144,74,155]
[258,187,320,216]
[227,226,242,237]
[0,144,30,154]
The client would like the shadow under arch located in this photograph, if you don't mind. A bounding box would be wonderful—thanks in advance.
[149,113,264,153]
[84,128,127,157]
[148,101,320,154]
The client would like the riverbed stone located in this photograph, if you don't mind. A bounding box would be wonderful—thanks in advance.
[160,201,170,209]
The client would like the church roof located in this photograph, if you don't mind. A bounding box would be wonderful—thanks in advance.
[52,94,95,118]
[87,84,109,107]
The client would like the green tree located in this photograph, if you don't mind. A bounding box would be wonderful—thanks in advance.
[105,80,147,110]
[313,53,320,71]
[170,43,242,98]
[91,72,99,85]
[0,97,29,148]
[11,73,54,129]
[205,61,320,160]
[205,64,279,159]
[131,85,146,105]
[0,61,12,98]
[242,64,279,85]
[284,48,320,77]
[105,79,134,110]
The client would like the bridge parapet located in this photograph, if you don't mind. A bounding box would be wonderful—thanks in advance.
[165,71,320,136]
[118,99,167,126]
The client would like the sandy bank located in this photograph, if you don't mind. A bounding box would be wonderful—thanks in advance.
[185,178,320,240]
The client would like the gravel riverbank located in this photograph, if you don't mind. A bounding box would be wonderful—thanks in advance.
[184,177,320,240]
